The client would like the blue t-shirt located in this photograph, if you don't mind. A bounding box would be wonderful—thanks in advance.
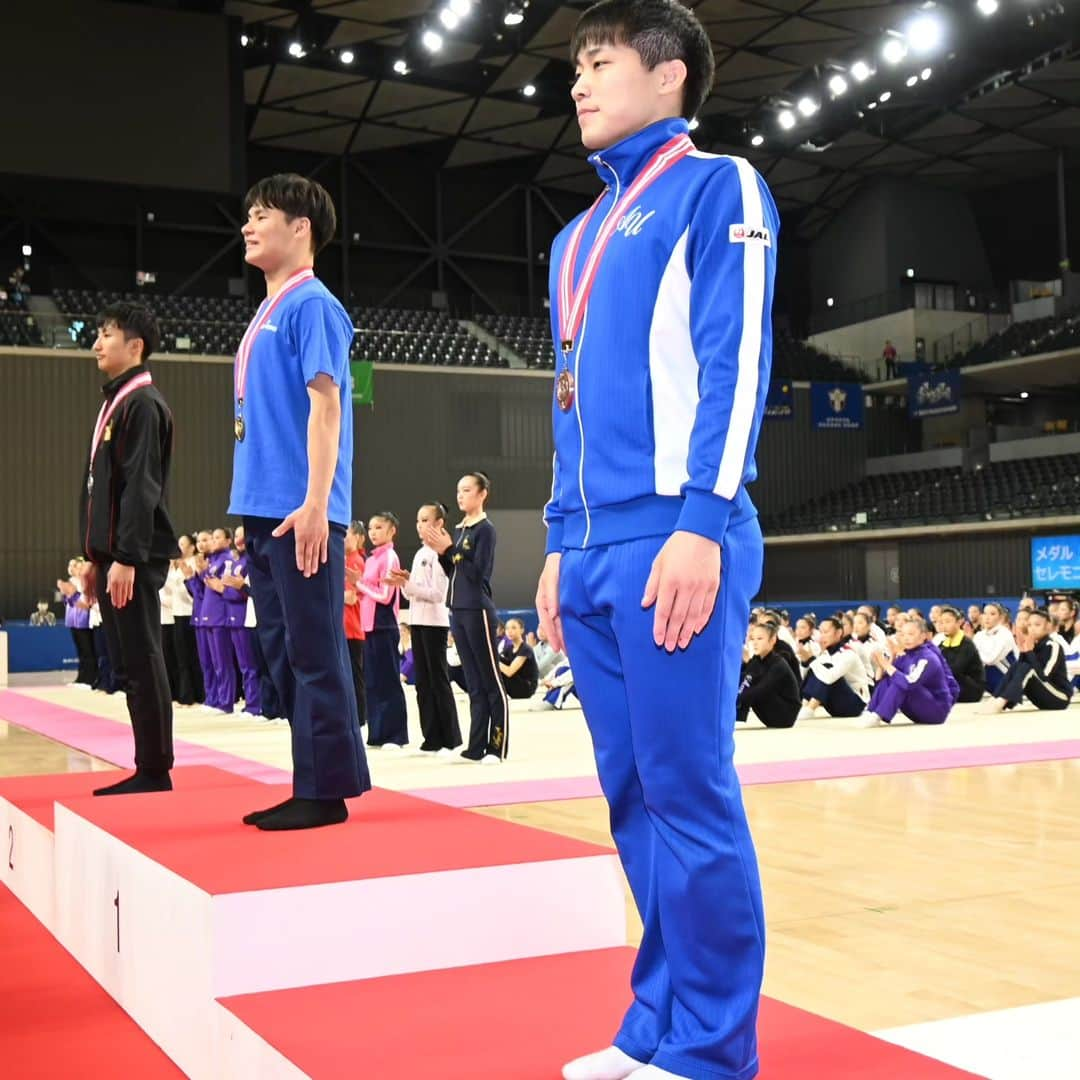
[228,278,354,527]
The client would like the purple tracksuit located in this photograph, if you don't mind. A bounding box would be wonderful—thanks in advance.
[186,570,213,706]
[203,549,235,711]
[867,642,959,725]
[224,552,261,715]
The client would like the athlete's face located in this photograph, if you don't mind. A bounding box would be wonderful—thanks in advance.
[748,625,774,657]
[571,42,686,151]
[939,612,959,637]
[234,527,246,552]
[212,529,230,553]
[197,532,211,555]
[456,476,487,517]
[507,619,524,643]
[1028,613,1051,642]
[416,505,442,538]
[982,605,1000,630]
[367,517,394,546]
[178,535,194,558]
[818,622,843,650]
[242,203,312,274]
[93,319,144,380]
[898,621,924,651]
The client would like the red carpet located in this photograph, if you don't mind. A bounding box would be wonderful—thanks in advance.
[221,947,985,1079]
[0,887,181,1078]
[55,780,613,894]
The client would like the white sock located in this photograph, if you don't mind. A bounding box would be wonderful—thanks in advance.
[627,1067,686,1079]
[796,705,816,722]
[562,1046,645,1080]
[856,710,883,728]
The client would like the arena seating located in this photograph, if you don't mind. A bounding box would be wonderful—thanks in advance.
[0,311,44,347]
[475,314,556,370]
[952,310,1080,368]
[763,452,1080,534]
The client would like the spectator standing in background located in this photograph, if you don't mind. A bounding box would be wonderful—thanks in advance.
[343,521,368,731]
[882,339,897,378]
[167,539,200,705]
[30,601,56,627]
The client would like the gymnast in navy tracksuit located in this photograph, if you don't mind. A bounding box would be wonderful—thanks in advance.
[427,472,509,762]
[537,7,779,1077]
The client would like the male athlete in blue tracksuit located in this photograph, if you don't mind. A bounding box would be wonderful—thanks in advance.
[537,5,778,1078]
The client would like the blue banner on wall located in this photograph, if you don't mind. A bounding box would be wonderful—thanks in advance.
[810,382,864,430]
[1031,535,1080,588]
[765,379,793,420]
[908,370,961,419]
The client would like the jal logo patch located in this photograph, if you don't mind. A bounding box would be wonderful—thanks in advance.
[729,224,771,247]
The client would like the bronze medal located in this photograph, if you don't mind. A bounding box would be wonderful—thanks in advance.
[556,368,575,412]
[234,415,245,442]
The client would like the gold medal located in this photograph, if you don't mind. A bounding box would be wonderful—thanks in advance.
[556,368,576,412]
[234,414,245,442]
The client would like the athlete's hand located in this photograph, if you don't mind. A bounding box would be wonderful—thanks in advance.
[642,531,721,653]
[535,553,564,654]
[107,562,136,610]
[420,523,453,554]
[385,569,410,586]
[273,500,329,578]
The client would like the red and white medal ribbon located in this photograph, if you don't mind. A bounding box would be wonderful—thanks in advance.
[88,371,153,484]
[233,267,315,411]
[557,133,694,354]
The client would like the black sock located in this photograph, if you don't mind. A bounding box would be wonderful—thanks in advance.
[254,797,348,832]
[241,797,294,826]
[93,770,173,797]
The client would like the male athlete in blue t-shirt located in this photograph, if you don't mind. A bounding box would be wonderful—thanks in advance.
[229,173,370,831]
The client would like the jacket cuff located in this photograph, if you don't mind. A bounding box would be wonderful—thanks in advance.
[675,489,733,545]
[544,518,565,555]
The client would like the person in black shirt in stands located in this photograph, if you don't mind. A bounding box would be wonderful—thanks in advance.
[737,622,801,728]
[936,605,985,703]
[499,617,539,699]
[424,472,509,763]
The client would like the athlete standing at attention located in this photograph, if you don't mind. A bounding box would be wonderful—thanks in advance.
[535,3,779,1078]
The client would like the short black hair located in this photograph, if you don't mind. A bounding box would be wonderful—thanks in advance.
[243,173,337,256]
[820,616,843,633]
[99,302,160,363]
[570,0,715,121]
[1030,607,1052,622]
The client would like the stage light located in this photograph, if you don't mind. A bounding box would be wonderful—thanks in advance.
[394,58,409,74]
[422,29,443,52]
[851,60,872,82]
[921,67,932,80]
[906,13,944,54]
[450,0,472,15]
[797,96,819,117]
[240,33,249,47]
[827,297,835,308]
[829,74,848,97]
[688,117,700,130]
[22,244,32,257]
[976,0,999,15]
[504,3,525,25]
[882,37,907,65]
[906,267,915,278]
[288,41,305,58]
[1020,391,1030,399]
[340,50,355,65]
[439,8,460,30]
[751,134,764,147]
[906,75,919,87]
[522,83,536,97]
[778,109,796,130]
[879,90,892,103]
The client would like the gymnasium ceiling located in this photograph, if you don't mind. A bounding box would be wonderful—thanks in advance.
[215,0,1080,236]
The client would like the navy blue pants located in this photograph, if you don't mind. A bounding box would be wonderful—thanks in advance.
[559,519,765,1080]
[364,627,409,747]
[450,605,509,759]
[998,659,1071,710]
[243,517,369,800]
[802,672,866,717]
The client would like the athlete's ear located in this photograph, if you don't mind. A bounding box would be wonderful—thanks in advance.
[656,58,687,98]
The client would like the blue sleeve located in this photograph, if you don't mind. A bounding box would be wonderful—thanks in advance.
[676,160,779,544]
[543,451,565,555]
[291,296,353,388]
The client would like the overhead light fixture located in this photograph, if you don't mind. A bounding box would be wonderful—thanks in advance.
[450,0,472,15]
[827,297,835,308]
[851,60,873,82]
[751,133,765,147]
[921,67,932,80]
[906,13,944,54]
[240,33,249,47]
[882,37,907,65]
[976,0,999,13]
[340,49,355,65]
[288,41,305,58]
[906,74,919,87]
[906,267,915,278]
[1020,390,1030,399]
[438,7,460,30]
[879,90,892,103]
[797,96,819,117]
[829,74,848,97]
[688,117,700,130]
[522,83,537,97]
[394,58,409,74]
[867,101,878,110]
[22,244,32,257]
[778,109,796,130]
[422,29,443,52]
[504,3,525,25]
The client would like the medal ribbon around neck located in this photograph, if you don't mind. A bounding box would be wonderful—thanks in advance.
[557,133,694,356]
[233,267,315,418]
[88,371,153,477]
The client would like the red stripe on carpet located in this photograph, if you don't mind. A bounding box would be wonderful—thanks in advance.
[220,947,984,1078]
[0,887,182,1078]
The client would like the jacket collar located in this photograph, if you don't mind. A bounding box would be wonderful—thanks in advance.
[102,363,148,399]
[589,117,690,191]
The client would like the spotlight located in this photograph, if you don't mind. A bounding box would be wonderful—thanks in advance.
[504,3,525,25]
[906,75,919,87]
[422,29,443,52]
[522,83,536,97]
[921,67,932,80]
[829,74,848,97]
[851,60,872,82]
[340,49,355,65]
[867,101,878,110]
[882,37,907,65]
[449,0,472,14]
[438,8,460,30]
[879,90,892,103]
[751,133,765,147]
[906,267,915,278]
[288,41,305,58]
[394,58,409,74]
[240,33,249,47]
[906,14,944,54]
[688,117,700,130]
[797,96,819,117]
[778,109,796,130]
[22,244,32,257]
[827,297,835,308]
[1020,391,1030,399]
[976,0,999,15]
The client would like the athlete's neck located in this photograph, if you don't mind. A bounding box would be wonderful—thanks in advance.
[264,259,314,298]
[460,511,487,527]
